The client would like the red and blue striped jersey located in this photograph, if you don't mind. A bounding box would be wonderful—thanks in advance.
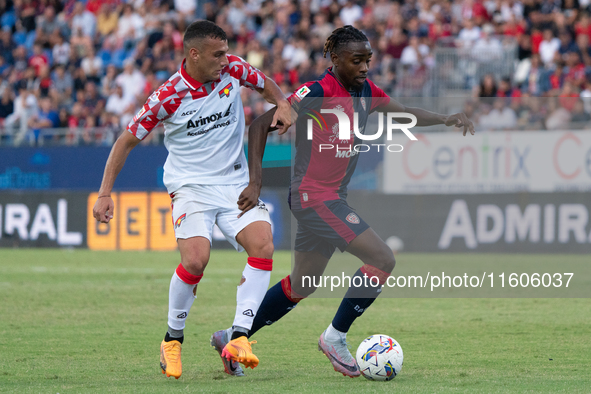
[287,68,389,208]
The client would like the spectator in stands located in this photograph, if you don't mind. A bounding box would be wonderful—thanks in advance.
[96,4,119,40]
[558,81,579,111]
[547,61,566,94]
[36,6,68,41]
[488,97,518,129]
[115,58,145,104]
[570,99,591,123]
[82,81,106,120]
[115,4,146,49]
[70,26,93,59]
[400,35,430,69]
[34,65,53,97]
[580,79,591,112]
[105,84,132,118]
[0,30,15,65]
[27,96,60,143]
[174,0,197,23]
[28,43,48,77]
[81,46,103,84]
[71,1,97,39]
[557,30,579,59]
[52,33,71,66]
[52,64,73,103]
[100,64,118,97]
[539,28,561,66]
[4,84,37,145]
[340,1,363,26]
[545,97,572,129]
[473,24,504,61]
[0,88,14,126]
[523,54,546,95]
[478,74,498,97]
[497,76,522,98]
[385,28,407,60]
[564,50,586,88]
[457,19,482,48]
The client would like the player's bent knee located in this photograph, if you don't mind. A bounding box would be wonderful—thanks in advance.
[372,251,396,273]
[180,256,209,276]
[249,240,274,260]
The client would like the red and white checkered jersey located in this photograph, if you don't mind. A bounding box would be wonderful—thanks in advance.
[126,56,266,193]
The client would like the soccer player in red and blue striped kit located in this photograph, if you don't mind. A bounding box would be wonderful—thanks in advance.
[215,25,475,377]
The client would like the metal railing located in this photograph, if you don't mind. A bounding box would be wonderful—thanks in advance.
[0,125,293,147]
[395,36,519,97]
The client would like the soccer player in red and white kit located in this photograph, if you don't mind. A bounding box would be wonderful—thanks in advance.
[92,21,292,379]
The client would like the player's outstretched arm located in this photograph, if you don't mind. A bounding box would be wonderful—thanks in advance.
[93,131,141,223]
[380,97,475,136]
[258,78,292,135]
[237,108,278,217]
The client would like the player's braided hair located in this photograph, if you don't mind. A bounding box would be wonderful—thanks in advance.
[323,25,368,58]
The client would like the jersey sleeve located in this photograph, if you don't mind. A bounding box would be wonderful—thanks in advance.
[126,82,178,140]
[368,79,390,112]
[287,82,323,115]
[227,54,266,90]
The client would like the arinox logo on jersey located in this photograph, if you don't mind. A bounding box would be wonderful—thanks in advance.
[186,103,236,136]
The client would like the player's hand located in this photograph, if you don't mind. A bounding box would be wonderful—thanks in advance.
[272,100,293,135]
[237,184,261,218]
[445,113,475,136]
[93,196,114,223]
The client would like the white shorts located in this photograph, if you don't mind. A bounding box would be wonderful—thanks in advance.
[170,183,271,252]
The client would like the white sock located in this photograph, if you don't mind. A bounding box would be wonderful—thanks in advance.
[325,323,347,342]
[232,261,272,330]
[167,271,198,333]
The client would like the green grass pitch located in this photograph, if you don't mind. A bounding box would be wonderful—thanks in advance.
[0,249,590,393]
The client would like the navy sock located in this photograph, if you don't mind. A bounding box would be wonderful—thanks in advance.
[248,279,299,337]
[331,268,383,333]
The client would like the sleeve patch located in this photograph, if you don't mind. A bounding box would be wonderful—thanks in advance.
[294,86,311,101]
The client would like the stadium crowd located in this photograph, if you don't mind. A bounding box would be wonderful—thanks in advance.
[1,0,591,145]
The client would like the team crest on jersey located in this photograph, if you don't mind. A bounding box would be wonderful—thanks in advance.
[174,213,187,229]
[219,83,233,98]
[360,97,366,111]
[346,213,360,224]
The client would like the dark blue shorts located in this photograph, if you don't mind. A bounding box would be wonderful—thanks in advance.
[291,199,370,259]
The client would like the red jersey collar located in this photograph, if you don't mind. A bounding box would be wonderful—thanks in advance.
[180,59,203,90]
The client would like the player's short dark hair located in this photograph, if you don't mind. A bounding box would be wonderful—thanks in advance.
[183,20,227,49]
[323,25,368,58]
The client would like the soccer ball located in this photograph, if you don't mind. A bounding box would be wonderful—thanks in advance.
[355,334,403,381]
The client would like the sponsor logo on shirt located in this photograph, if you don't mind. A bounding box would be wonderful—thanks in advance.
[186,103,236,136]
